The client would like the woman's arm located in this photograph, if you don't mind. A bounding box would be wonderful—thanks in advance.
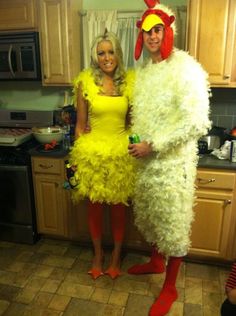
[75,84,88,139]
[228,288,236,304]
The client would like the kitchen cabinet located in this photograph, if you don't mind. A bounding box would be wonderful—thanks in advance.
[187,0,236,87]
[69,202,150,251]
[189,168,236,261]
[31,156,71,237]
[31,153,236,262]
[38,0,82,86]
[31,154,149,249]
[0,0,37,31]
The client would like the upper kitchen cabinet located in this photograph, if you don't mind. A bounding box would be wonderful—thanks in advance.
[0,0,37,31]
[38,0,81,86]
[187,0,236,87]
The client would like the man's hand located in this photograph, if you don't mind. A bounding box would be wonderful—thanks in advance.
[128,141,153,158]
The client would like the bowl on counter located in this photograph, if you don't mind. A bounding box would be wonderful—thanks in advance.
[32,126,63,144]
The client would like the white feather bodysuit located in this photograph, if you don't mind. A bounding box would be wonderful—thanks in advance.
[131,49,211,257]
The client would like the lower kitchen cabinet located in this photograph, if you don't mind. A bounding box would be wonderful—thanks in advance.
[189,168,236,261]
[69,202,150,251]
[31,156,236,262]
[31,156,70,237]
[31,155,150,250]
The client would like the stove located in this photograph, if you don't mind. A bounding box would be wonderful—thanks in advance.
[0,109,54,244]
[0,139,37,165]
[0,108,54,142]
[0,127,32,146]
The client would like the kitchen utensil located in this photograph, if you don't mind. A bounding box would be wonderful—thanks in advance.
[208,125,227,145]
[198,140,208,154]
[32,126,63,144]
[199,135,221,151]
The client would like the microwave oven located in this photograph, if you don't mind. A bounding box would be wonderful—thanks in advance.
[0,32,41,80]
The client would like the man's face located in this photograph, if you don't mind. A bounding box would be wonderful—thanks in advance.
[143,24,164,57]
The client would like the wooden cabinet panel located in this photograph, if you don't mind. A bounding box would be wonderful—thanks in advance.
[68,200,90,242]
[0,0,37,30]
[32,157,61,175]
[39,0,70,84]
[38,0,81,85]
[32,156,70,237]
[34,174,66,236]
[187,0,236,87]
[31,155,236,261]
[189,168,236,261]
[0,0,81,86]
[31,156,148,250]
[68,201,150,251]
[196,170,236,190]
[124,206,151,251]
[190,193,232,258]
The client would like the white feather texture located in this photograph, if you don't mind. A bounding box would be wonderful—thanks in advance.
[131,49,211,256]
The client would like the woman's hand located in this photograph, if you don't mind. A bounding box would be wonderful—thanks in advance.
[128,141,153,158]
[228,288,236,304]
[84,125,91,133]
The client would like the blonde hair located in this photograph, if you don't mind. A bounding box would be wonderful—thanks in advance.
[90,31,125,92]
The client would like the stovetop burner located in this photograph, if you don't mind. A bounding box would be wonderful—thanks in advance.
[0,139,37,165]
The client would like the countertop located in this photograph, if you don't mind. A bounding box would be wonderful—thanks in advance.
[29,145,236,170]
[29,144,69,158]
[198,154,236,170]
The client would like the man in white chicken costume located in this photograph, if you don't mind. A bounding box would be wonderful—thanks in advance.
[128,0,211,315]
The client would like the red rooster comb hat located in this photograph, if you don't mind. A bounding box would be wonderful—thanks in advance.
[135,0,175,60]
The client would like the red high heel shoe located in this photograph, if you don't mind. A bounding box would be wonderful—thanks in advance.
[88,252,104,280]
[104,267,122,279]
[105,252,122,279]
[88,268,104,280]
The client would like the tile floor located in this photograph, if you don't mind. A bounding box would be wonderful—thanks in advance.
[0,238,231,316]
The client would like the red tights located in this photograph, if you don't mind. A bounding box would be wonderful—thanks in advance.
[88,201,126,242]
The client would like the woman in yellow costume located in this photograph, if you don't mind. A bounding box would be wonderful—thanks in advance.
[69,31,135,280]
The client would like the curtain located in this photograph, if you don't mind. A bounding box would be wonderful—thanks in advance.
[82,10,118,69]
[172,5,187,50]
[116,12,145,69]
[81,7,187,69]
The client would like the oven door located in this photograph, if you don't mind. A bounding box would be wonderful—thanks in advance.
[0,164,38,244]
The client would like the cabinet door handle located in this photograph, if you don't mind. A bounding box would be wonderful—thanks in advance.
[197,178,216,184]
[39,164,53,169]
[224,199,231,205]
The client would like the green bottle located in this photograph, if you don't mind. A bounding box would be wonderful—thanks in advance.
[129,134,140,144]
